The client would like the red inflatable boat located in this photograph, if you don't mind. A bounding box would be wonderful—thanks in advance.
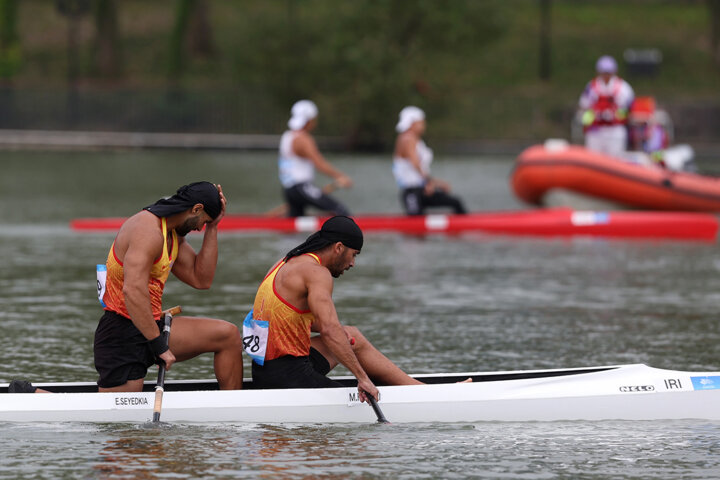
[512,143,720,211]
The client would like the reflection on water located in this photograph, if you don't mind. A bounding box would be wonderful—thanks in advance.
[89,423,398,479]
[3,420,720,479]
[2,151,720,479]
[94,424,239,479]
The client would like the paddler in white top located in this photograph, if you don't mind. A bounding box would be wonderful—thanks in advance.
[392,106,467,216]
[278,100,353,217]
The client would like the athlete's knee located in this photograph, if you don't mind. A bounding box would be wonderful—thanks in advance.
[216,321,243,349]
[343,325,361,337]
[453,199,467,214]
[343,326,368,349]
[403,191,422,215]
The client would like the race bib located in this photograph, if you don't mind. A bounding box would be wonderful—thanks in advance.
[96,264,107,307]
[242,309,269,365]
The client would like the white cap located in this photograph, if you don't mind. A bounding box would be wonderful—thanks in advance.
[288,100,318,130]
[396,106,425,133]
[596,55,617,74]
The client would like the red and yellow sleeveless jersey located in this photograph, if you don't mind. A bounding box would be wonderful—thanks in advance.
[102,216,178,320]
[253,254,319,361]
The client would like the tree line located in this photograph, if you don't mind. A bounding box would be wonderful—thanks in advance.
[0,1,718,147]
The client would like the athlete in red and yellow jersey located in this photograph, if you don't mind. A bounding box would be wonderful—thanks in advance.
[245,216,423,403]
[94,182,244,393]
[102,216,178,321]
[251,253,319,362]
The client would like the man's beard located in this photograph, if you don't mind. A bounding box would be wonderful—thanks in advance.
[175,219,194,237]
[327,258,346,278]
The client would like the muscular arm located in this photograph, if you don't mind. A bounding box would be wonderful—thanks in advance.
[306,268,371,385]
[171,185,226,289]
[120,220,165,341]
[170,228,218,289]
[115,212,188,370]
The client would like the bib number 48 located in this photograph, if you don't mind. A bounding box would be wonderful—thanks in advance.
[242,310,268,365]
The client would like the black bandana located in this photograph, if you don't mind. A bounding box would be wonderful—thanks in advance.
[285,216,363,260]
[143,182,221,219]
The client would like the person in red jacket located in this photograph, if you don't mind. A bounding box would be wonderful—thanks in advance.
[578,55,635,157]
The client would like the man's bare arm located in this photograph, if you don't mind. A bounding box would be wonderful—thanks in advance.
[306,268,378,400]
[294,133,352,188]
[171,185,226,289]
[121,221,165,340]
[397,134,425,176]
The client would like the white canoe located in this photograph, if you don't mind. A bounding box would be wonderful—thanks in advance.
[1,364,719,423]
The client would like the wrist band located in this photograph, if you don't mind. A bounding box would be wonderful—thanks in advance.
[148,335,169,357]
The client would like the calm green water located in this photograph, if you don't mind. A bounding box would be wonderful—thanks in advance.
[2,150,720,479]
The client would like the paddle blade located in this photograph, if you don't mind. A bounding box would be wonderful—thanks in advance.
[152,387,164,423]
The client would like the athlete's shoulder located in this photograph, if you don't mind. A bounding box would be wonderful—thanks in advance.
[117,211,164,246]
[120,210,160,231]
[263,258,285,278]
[287,254,329,278]
[397,132,418,156]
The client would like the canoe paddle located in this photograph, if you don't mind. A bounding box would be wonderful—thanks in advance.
[350,337,389,424]
[152,305,181,423]
[364,390,389,424]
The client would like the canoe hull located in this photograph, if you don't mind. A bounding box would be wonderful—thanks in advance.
[2,364,719,423]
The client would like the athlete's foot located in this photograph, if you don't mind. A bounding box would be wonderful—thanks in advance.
[8,379,50,393]
[458,377,473,383]
[8,379,37,393]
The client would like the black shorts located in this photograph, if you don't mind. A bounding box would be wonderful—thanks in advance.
[93,310,163,388]
[251,347,343,389]
[283,182,351,218]
[400,187,467,216]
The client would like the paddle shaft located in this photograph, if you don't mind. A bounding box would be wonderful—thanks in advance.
[152,305,180,423]
[364,390,389,423]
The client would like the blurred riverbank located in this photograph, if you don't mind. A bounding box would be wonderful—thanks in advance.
[2,129,720,161]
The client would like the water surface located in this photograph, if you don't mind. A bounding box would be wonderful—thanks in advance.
[1,150,719,479]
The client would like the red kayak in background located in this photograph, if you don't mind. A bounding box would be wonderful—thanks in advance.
[512,143,720,211]
[70,209,719,242]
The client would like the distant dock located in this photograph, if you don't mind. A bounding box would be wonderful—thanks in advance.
[0,129,716,159]
[0,129,282,151]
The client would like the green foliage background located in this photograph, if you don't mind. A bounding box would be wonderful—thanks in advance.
[6,0,720,148]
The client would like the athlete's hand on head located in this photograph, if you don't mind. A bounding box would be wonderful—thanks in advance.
[209,184,226,227]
